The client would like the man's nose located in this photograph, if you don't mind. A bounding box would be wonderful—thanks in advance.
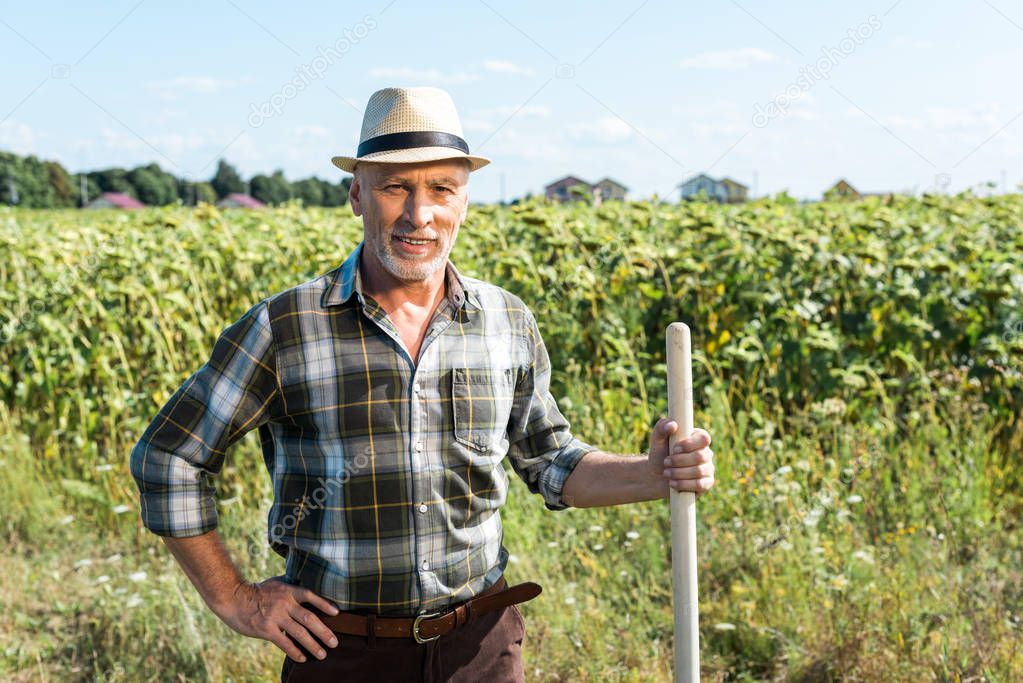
[403,190,434,229]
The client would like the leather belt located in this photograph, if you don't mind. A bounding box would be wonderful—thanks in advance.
[317,577,542,643]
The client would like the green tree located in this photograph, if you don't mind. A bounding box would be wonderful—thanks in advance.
[128,163,178,206]
[89,168,137,198]
[250,170,292,205]
[291,178,324,206]
[210,159,245,199]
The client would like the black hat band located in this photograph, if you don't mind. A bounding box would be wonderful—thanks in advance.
[357,131,470,158]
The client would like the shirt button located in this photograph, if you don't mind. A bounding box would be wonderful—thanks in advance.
[414,442,423,452]
[418,503,428,514]
[413,382,422,393]
[421,560,430,571]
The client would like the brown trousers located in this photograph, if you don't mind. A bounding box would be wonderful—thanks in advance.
[280,595,526,682]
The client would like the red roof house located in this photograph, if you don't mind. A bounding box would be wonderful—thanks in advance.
[216,193,266,208]
[84,192,146,209]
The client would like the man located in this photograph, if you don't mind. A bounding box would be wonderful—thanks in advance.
[130,86,715,682]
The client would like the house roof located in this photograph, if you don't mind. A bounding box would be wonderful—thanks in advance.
[217,193,266,208]
[720,177,748,190]
[544,175,589,190]
[593,177,628,191]
[677,173,718,188]
[94,192,145,208]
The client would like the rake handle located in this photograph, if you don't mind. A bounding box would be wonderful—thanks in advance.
[667,322,699,682]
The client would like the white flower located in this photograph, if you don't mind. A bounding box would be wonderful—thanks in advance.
[129,571,147,582]
[852,550,874,564]
[564,596,576,605]
[547,541,559,548]
[106,553,122,563]
[508,554,520,564]
[592,544,604,551]
[112,504,131,514]
[60,515,75,525]
[95,575,110,585]
[714,623,736,631]
[73,558,93,569]
[95,464,114,472]
[625,531,640,540]
[126,593,143,608]
[774,465,792,476]
[588,525,603,533]
[847,495,863,504]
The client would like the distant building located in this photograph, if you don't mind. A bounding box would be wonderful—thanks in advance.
[216,193,266,209]
[720,177,749,203]
[678,174,748,203]
[543,175,629,204]
[824,179,861,200]
[592,177,628,203]
[84,192,145,209]
[823,179,892,201]
[544,175,592,203]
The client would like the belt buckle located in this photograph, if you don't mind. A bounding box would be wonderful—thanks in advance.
[412,611,441,644]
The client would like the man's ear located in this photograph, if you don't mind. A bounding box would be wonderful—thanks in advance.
[349,170,364,217]
[460,193,468,223]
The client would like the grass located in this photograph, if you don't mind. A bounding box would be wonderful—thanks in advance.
[1,197,1021,680]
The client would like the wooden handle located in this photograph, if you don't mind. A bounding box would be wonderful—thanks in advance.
[667,322,699,682]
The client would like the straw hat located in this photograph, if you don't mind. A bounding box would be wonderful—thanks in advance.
[331,86,490,173]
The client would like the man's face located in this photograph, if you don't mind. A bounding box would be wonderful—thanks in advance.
[349,158,470,283]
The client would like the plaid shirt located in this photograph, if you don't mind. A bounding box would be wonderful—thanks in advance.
[130,241,596,616]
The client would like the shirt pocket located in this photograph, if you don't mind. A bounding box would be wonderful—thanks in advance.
[451,367,516,454]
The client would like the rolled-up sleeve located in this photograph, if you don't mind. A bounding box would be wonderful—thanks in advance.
[129,299,280,537]
[505,308,597,511]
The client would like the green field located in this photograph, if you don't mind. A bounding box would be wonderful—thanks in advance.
[1,194,1021,681]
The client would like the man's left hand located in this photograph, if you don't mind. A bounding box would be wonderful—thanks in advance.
[647,418,715,497]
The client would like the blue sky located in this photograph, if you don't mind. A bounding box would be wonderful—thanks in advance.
[2,0,1022,202]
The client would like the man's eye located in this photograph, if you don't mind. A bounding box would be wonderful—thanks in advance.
[433,186,453,193]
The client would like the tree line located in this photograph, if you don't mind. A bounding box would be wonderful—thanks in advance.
[0,151,351,208]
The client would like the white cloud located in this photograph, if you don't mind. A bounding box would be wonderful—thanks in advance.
[0,121,41,155]
[144,75,252,100]
[879,103,1008,132]
[571,116,633,142]
[368,67,479,83]
[483,60,533,76]
[293,124,331,137]
[680,47,777,70]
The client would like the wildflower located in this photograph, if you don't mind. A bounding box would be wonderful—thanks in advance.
[852,550,874,564]
[95,575,110,585]
[126,593,143,608]
[592,544,604,551]
[847,495,863,504]
[112,504,131,514]
[774,465,792,476]
[129,571,147,582]
[714,623,736,631]
[547,541,559,548]
[564,596,576,605]
[73,559,93,569]
[60,515,75,525]
[508,554,520,564]
[95,464,114,472]
[626,531,640,540]
[589,525,603,533]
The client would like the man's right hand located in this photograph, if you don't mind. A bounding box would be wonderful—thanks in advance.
[217,576,341,663]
